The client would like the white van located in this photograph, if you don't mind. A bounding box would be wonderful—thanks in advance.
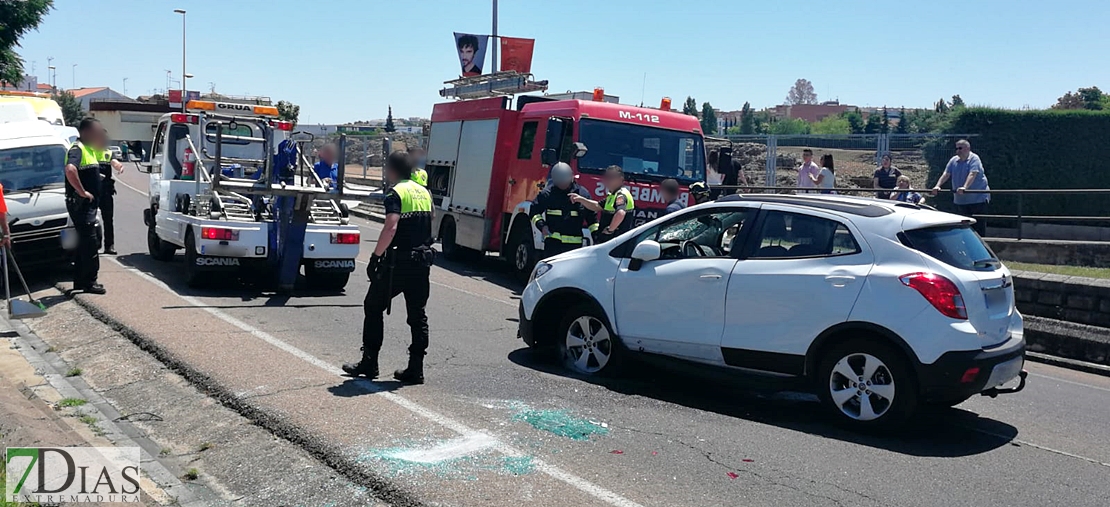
[0,120,91,266]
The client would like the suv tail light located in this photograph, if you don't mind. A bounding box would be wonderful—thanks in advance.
[899,272,967,320]
[331,233,360,244]
[201,227,239,241]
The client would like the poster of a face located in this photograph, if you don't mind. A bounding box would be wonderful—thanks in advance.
[454,32,489,77]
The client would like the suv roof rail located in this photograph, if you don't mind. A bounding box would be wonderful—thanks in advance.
[715,193,894,217]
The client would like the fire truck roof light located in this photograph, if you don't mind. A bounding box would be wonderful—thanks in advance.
[592,87,604,102]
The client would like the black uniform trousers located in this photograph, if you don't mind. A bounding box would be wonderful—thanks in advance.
[362,256,430,358]
[99,179,115,249]
[67,199,100,288]
[542,237,579,259]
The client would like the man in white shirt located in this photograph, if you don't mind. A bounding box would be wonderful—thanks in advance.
[797,149,820,194]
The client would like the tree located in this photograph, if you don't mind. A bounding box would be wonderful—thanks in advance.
[843,110,864,134]
[52,89,83,125]
[895,107,909,134]
[769,117,810,135]
[275,100,299,126]
[785,78,817,105]
[863,112,883,134]
[950,94,966,108]
[700,102,717,135]
[880,107,890,134]
[682,96,699,117]
[0,0,53,85]
[739,102,754,135]
[811,115,850,135]
[934,98,949,114]
[384,106,396,132]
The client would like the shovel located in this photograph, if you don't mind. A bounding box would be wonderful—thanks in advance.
[2,246,47,319]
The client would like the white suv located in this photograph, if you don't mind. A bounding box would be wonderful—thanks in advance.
[518,194,1027,429]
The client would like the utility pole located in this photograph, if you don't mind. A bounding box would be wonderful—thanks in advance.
[174,9,187,112]
[491,0,498,73]
[71,64,77,89]
[123,78,128,96]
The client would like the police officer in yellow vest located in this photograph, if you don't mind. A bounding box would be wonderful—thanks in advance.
[344,151,436,384]
[407,146,428,187]
[571,165,635,243]
[63,119,108,294]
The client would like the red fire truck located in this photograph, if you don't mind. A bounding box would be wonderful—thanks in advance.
[424,83,707,279]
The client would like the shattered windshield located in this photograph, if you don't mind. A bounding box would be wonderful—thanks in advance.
[577,119,705,184]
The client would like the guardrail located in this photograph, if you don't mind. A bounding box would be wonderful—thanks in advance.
[709,185,1110,240]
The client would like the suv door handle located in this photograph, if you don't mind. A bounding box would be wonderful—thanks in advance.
[699,274,722,280]
[825,275,856,287]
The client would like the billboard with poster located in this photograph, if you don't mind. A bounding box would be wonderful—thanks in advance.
[453,32,489,77]
[499,37,535,74]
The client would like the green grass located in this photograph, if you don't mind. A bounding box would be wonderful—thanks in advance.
[183,468,200,481]
[64,367,82,377]
[57,398,87,408]
[0,465,42,506]
[77,415,97,425]
[1006,262,1110,279]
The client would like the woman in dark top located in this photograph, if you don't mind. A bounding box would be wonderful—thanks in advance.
[872,154,901,199]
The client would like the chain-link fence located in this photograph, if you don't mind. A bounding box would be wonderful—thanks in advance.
[296,132,426,181]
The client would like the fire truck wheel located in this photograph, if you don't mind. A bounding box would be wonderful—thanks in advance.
[439,218,463,261]
[183,232,205,288]
[507,224,535,282]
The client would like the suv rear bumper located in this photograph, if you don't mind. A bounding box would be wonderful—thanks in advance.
[918,334,1026,402]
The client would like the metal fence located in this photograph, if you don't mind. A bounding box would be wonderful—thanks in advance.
[298,132,427,180]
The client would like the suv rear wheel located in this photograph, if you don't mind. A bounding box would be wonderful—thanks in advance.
[816,339,917,430]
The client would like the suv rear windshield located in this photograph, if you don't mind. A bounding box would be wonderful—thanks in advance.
[901,225,999,271]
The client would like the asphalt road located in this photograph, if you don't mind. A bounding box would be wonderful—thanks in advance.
[70,167,1110,506]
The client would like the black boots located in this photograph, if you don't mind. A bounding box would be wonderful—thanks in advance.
[342,354,379,379]
[393,355,425,385]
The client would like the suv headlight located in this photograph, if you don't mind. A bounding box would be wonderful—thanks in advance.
[529,262,552,283]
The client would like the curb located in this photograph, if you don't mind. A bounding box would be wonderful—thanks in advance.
[1026,351,1110,378]
[2,311,212,506]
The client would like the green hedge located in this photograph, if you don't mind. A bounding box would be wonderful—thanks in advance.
[926,108,1110,222]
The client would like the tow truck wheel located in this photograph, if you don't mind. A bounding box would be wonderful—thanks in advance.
[183,232,205,288]
[147,210,176,261]
[507,224,535,282]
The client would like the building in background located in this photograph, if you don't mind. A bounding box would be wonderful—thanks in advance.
[69,87,132,110]
[770,100,854,122]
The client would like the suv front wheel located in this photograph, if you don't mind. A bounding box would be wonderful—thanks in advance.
[558,304,622,376]
[816,339,918,430]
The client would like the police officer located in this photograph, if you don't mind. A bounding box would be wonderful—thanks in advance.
[95,134,124,255]
[571,165,635,243]
[407,146,429,187]
[530,163,596,258]
[343,151,435,384]
[64,118,107,294]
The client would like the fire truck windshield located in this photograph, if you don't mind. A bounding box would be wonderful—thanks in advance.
[576,119,705,184]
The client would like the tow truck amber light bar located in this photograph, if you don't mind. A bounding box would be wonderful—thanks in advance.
[185,100,280,117]
[330,233,360,244]
[201,227,239,241]
[171,113,199,124]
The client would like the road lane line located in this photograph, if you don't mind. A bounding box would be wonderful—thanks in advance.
[1027,372,1110,393]
[962,425,1110,468]
[389,434,498,464]
[104,257,644,507]
[117,177,149,197]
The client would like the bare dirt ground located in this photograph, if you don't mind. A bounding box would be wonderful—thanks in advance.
[731,143,932,193]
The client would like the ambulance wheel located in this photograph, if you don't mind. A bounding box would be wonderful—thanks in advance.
[305,266,349,291]
[507,224,535,283]
[147,227,176,262]
[183,232,205,288]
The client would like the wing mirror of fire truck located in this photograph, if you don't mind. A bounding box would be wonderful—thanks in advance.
[572,142,588,159]
[541,147,558,167]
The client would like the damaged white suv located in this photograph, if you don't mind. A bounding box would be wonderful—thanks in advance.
[518,194,1027,429]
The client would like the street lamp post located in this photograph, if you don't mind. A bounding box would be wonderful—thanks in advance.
[174,9,186,112]
[48,66,56,91]
[123,78,128,96]
[71,63,77,89]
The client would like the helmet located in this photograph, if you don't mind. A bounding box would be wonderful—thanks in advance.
[550,162,574,187]
[689,181,710,199]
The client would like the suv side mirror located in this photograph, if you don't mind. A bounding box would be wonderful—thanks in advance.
[572,142,588,159]
[541,147,557,167]
[628,240,661,271]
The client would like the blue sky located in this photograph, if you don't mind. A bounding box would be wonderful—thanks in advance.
[16,0,1110,123]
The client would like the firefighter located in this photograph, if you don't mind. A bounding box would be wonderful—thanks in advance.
[688,181,712,205]
[530,163,596,258]
[343,151,436,384]
[571,165,635,243]
[64,118,107,294]
[95,134,124,255]
[407,146,429,187]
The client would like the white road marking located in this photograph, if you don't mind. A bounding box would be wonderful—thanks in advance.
[963,425,1110,468]
[116,177,149,197]
[388,434,498,464]
[105,257,644,507]
[1027,372,1110,393]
